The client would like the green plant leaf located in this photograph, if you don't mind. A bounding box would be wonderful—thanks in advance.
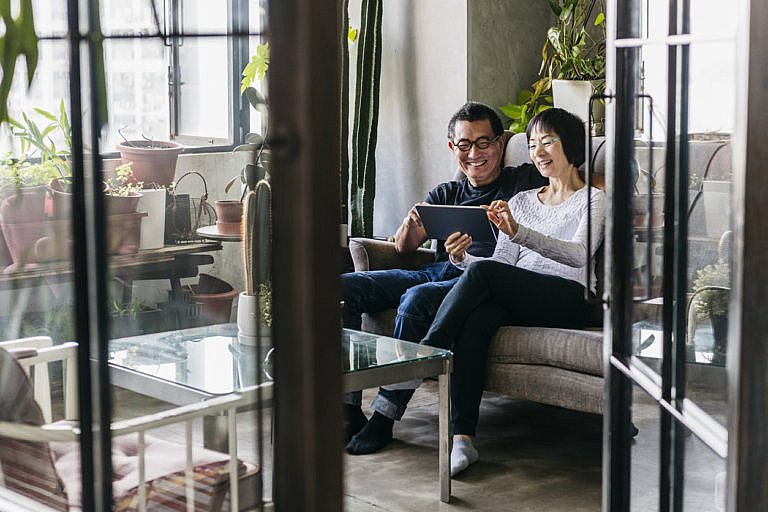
[348,25,358,42]
[548,0,562,16]
[560,3,574,21]
[516,90,532,103]
[0,0,39,123]
[499,104,522,118]
[244,86,268,113]
[594,12,605,25]
[241,43,270,93]
[33,107,57,122]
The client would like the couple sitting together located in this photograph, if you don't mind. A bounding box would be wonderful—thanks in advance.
[342,102,605,477]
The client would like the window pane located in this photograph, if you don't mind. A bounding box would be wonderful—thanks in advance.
[104,38,170,152]
[101,0,159,34]
[178,0,230,141]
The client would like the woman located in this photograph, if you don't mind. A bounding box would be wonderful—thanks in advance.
[421,108,605,476]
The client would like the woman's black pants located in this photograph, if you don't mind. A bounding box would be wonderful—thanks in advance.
[421,260,590,436]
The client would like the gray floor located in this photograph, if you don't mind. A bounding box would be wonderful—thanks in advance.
[113,377,726,512]
[344,383,602,512]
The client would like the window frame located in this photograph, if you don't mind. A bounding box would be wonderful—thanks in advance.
[164,0,255,150]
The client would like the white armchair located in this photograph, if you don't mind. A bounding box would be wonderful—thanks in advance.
[0,339,264,511]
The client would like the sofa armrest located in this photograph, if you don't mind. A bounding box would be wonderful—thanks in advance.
[348,237,436,272]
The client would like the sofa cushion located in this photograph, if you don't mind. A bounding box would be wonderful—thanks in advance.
[488,326,604,377]
[363,310,603,377]
[485,364,603,415]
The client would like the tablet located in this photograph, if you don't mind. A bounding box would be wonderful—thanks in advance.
[415,204,497,243]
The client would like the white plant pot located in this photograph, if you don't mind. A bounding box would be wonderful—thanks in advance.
[137,188,167,249]
[552,79,604,132]
[236,291,271,346]
[702,180,731,239]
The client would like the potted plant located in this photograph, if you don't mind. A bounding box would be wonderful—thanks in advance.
[109,298,169,338]
[116,135,183,188]
[236,179,272,346]
[214,45,270,238]
[690,232,731,365]
[542,0,606,125]
[104,162,143,214]
[9,99,72,176]
[0,158,65,266]
[104,163,146,254]
[501,0,606,132]
[187,273,239,326]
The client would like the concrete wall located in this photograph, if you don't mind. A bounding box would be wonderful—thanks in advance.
[468,0,553,118]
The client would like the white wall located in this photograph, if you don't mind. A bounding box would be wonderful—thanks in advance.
[348,0,467,238]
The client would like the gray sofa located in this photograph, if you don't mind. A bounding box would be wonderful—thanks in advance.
[348,132,733,416]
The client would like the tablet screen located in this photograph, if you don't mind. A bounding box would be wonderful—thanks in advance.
[415,204,497,243]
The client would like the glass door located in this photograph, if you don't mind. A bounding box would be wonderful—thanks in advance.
[603,0,739,510]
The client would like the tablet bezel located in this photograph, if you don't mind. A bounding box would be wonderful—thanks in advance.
[414,204,497,243]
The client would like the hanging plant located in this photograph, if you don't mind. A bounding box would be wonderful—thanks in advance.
[0,0,39,123]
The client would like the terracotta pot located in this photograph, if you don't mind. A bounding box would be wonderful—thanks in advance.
[117,140,183,187]
[0,220,48,265]
[0,186,47,223]
[49,178,108,220]
[105,191,143,215]
[0,230,12,270]
[34,218,72,262]
[214,200,243,235]
[107,212,147,255]
[190,274,238,325]
[633,193,665,229]
[49,178,72,219]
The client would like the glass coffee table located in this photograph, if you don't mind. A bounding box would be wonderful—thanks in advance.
[109,325,454,502]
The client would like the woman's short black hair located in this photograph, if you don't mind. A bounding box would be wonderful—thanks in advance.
[526,108,586,168]
[447,101,504,140]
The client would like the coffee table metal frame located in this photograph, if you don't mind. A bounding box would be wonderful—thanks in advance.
[109,326,454,502]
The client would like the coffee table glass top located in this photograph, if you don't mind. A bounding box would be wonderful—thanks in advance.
[342,328,450,373]
[109,323,260,395]
[109,324,450,396]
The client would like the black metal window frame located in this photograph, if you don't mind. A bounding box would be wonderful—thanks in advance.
[34,0,257,156]
[17,1,263,508]
[605,0,730,511]
[165,0,255,151]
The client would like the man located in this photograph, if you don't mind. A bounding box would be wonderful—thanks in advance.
[342,101,547,455]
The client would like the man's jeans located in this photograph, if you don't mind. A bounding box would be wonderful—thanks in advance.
[342,261,462,420]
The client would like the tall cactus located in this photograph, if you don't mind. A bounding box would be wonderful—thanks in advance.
[350,0,383,237]
[241,179,272,296]
[340,0,350,227]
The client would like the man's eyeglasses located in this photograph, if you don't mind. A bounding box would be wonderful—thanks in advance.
[527,138,561,151]
[451,135,501,152]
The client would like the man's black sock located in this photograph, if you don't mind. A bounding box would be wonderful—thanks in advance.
[345,411,394,455]
[344,404,369,443]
